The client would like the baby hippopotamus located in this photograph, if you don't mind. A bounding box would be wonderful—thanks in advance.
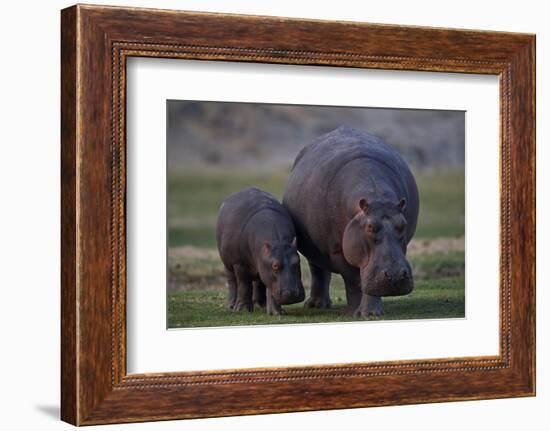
[216,187,305,315]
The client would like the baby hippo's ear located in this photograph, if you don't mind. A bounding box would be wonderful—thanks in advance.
[262,241,272,257]
[358,198,368,212]
[291,237,297,249]
[398,197,407,212]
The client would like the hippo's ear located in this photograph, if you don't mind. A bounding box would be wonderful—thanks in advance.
[342,218,367,267]
[262,241,272,257]
[358,198,368,212]
[291,236,297,249]
[398,198,407,212]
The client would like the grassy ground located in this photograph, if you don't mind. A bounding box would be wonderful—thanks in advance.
[166,169,465,328]
[168,247,465,328]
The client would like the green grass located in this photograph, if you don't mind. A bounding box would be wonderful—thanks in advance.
[168,169,464,247]
[414,170,465,239]
[410,251,465,279]
[167,249,465,328]
[168,277,464,328]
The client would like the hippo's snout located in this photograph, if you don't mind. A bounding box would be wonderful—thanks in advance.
[383,267,410,282]
[362,261,414,297]
[365,269,414,296]
[275,286,305,305]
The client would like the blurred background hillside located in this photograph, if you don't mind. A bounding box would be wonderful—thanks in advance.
[167,101,465,173]
[166,100,465,327]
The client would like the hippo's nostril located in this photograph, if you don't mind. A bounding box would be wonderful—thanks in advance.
[383,270,391,280]
[400,268,409,279]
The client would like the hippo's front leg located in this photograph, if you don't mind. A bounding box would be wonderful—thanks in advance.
[266,288,284,315]
[354,294,383,318]
[304,261,332,309]
[252,281,267,308]
[341,272,362,314]
[232,264,253,312]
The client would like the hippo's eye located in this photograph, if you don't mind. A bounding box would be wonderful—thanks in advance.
[272,261,281,272]
[366,223,379,235]
[395,220,407,234]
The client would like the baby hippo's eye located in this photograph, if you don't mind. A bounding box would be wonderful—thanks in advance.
[366,223,379,236]
[272,261,281,272]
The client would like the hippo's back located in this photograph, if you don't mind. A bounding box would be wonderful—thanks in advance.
[287,127,415,198]
[216,187,293,262]
[217,187,279,240]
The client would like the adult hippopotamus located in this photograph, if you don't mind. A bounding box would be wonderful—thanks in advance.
[283,127,419,317]
[216,187,305,315]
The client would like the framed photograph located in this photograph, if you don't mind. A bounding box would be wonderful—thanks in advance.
[61,4,535,425]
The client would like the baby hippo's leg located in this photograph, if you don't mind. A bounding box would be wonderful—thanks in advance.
[253,281,267,308]
[224,267,238,310]
[233,264,253,312]
[266,288,284,315]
